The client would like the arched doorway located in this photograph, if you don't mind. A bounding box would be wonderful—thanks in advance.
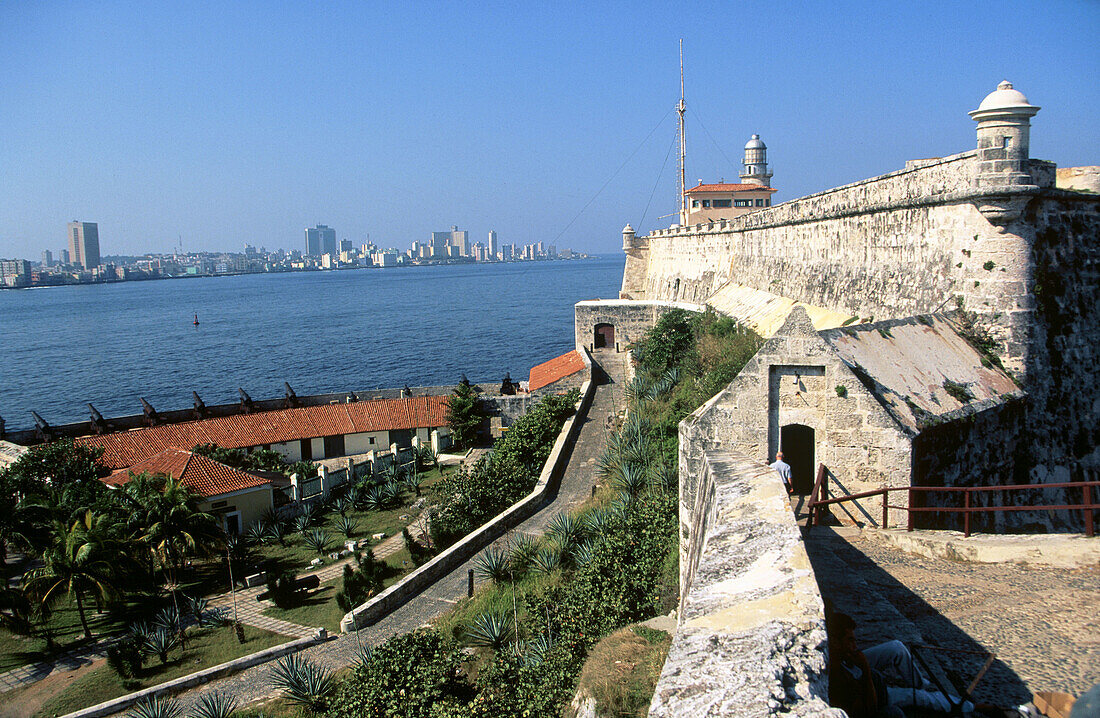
[780,424,815,494]
[594,323,615,349]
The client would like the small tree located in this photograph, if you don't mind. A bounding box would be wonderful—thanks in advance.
[334,550,385,612]
[444,380,483,449]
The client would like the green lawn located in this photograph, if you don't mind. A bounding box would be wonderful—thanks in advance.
[262,548,413,631]
[13,623,288,718]
[176,465,450,599]
[0,591,159,673]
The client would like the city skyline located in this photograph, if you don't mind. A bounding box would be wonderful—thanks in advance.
[1,1,1098,259]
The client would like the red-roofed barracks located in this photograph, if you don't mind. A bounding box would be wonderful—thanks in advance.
[106,448,284,534]
[79,395,452,471]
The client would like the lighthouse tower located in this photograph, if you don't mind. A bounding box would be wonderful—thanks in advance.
[740,134,772,187]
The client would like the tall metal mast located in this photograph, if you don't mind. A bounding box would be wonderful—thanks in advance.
[678,39,687,226]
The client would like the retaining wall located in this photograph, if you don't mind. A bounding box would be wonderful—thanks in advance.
[340,376,597,632]
[60,631,327,718]
[649,450,839,717]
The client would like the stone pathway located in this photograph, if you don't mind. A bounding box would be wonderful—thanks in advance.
[208,513,428,639]
[805,526,1100,709]
[171,353,628,713]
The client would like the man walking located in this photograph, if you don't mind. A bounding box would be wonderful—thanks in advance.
[770,451,793,494]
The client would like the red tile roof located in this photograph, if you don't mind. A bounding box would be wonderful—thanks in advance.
[80,395,449,470]
[106,447,272,498]
[529,350,585,392]
[685,183,778,194]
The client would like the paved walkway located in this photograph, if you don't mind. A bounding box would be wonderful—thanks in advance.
[171,352,628,713]
[805,526,1100,709]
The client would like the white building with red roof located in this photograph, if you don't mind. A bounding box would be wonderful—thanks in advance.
[684,134,777,224]
[106,447,284,533]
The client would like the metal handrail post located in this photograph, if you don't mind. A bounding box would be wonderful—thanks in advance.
[1084,483,1095,538]
[964,490,971,538]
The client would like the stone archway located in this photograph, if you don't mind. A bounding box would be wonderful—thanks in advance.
[781,423,815,494]
[594,323,615,349]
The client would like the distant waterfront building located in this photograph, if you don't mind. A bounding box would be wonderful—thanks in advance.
[487,230,498,258]
[42,249,53,267]
[305,225,337,257]
[1,259,32,287]
[59,248,71,265]
[451,226,469,256]
[340,239,353,253]
[67,221,101,270]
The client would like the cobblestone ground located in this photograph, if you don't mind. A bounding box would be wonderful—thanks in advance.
[807,527,1099,709]
[167,352,628,714]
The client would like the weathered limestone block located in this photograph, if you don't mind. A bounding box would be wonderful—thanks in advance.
[651,451,840,717]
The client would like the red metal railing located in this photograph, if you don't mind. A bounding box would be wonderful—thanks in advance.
[806,465,1098,538]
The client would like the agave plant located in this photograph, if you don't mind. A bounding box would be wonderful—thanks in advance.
[265,519,288,546]
[545,513,584,547]
[464,611,514,650]
[357,485,384,512]
[530,547,560,575]
[521,631,553,666]
[244,521,269,546]
[189,691,238,718]
[292,514,312,535]
[508,533,539,574]
[302,529,330,555]
[125,695,183,718]
[144,627,178,664]
[651,461,678,492]
[304,501,327,525]
[572,539,598,568]
[612,463,649,497]
[379,481,402,508]
[153,606,182,634]
[185,595,209,625]
[269,653,336,711]
[623,376,651,404]
[582,508,611,535]
[332,494,354,516]
[335,515,358,539]
[473,547,510,584]
[403,470,423,497]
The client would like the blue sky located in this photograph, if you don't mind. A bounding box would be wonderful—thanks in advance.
[1,1,1097,258]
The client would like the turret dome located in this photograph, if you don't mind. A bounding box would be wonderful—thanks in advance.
[745,134,766,150]
[970,80,1039,120]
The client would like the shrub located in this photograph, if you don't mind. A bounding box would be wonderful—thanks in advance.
[144,627,177,665]
[328,629,469,718]
[403,528,434,567]
[106,634,143,678]
[335,550,385,613]
[265,570,301,609]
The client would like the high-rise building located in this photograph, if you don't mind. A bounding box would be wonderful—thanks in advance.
[67,221,101,269]
[59,248,70,265]
[487,230,498,258]
[451,226,469,256]
[1,259,32,287]
[305,225,336,257]
[42,249,53,267]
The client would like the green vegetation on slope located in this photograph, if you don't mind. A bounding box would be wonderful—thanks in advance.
[310,309,761,718]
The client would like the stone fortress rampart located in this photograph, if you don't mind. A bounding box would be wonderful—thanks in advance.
[621,81,1100,495]
[579,81,1100,716]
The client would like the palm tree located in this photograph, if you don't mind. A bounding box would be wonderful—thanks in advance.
[25,512,121,640]
[129,475,219,589]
